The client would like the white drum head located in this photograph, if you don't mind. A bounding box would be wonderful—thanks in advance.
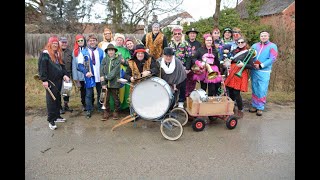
[131,79,171,120]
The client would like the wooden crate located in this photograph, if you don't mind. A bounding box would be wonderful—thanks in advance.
[186,96,234,116]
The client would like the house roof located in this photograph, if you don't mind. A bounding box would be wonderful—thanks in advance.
[237,0,295,19]
[159,11,193,27]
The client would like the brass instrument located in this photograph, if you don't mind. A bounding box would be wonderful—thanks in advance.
[84,55,92,74]
[134,36,143,45]
[99,88,107,110]
[34,74,56,100]
[235,48,257,78]
[191,60,218,79]
[205,63,218,80]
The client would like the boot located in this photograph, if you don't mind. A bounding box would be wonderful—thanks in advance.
[101,110,110,121]
[63,102,73,112]
[112,111,119,120]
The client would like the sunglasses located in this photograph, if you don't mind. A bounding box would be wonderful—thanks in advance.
[77,39,84,42]
[233,31,241,33]
[104,33,111,35]
[237,41,245,44]
[174,33,182,35]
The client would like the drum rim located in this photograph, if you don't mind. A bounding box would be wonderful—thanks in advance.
[130,77,173,120]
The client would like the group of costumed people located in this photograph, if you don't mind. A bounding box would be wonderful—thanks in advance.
[38,23,278,130]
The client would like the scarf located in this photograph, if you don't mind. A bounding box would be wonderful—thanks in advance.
[161,56,176,74]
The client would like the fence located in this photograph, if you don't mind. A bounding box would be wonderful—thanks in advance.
[25,33,144,58]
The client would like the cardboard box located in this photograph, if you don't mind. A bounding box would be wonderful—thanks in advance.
[186,96,234,116]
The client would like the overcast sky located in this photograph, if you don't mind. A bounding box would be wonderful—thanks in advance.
[179,0,238,21]
[88,0,239,23]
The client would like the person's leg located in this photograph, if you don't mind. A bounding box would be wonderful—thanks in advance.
[213,82,222,96]
[233,90,243,110]
[80,81,86,110]
[85,87,93,118]
[251,71,270,115]
[102,88,111,120]
[63,95,73,112]
[46,88,58,129]
[207,83,215,96]
[178,79,186,108]
[185,72,197,97]
[233,89,244,118]
[112,88,121,119]
[95,82,102,112]
[200,81,207,92]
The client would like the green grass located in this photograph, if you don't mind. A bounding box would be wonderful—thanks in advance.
[25,57,295,110]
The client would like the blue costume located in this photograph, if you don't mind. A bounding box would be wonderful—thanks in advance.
[250,40,278,110]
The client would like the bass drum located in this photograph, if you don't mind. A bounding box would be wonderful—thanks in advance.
[189,88,208,103]
[131,77,174,120]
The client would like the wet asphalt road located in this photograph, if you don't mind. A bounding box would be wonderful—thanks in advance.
[25,102,295,179]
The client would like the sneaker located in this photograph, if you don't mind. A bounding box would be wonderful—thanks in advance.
[86,111,91,119]
[249,107,257,113]
[178,102,184,108]
[49,122,57,130]
[60,108,65,114]
[256,110,263,116]
[55,116,66,123]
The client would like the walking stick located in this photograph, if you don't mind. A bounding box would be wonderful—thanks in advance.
[34,74,56,100]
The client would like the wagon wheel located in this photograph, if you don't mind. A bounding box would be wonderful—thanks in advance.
[226,115,238,129]
[169,107,189,126]
[160,118,183,141]
[191,118,206,132]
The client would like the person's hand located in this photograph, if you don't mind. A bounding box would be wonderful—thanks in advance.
[130,77,135,82]
[102,85,107,89]
[195,60,204,68]
[236,61,244,67]
[254,64,260,69]
[185,70,191,74]
[86,72,93,77]
[42,81,49,89]
[141,71,151,77]
[121,58,125,63]
[63,75,70,82]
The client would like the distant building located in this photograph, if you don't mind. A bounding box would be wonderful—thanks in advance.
[236,0,295,31]
[159,12,196,31]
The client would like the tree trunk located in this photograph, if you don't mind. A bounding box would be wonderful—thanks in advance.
[213,0,221,27]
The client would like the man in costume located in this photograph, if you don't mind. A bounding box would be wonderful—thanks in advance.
[249,31,278,116]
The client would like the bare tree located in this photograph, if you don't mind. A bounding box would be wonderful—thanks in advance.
[25,0,96,33]
[123,0,184,34]
[213,0,222,28]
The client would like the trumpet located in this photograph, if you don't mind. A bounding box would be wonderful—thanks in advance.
[34,74,56,100]
[235,48,256,77]
[134,36,143,45]
[99,88,107,110]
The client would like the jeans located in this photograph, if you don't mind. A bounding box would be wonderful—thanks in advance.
[85,82,101,112]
